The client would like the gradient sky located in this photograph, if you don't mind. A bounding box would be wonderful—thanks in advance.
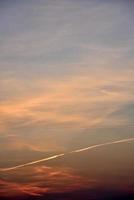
[0,0,134,199]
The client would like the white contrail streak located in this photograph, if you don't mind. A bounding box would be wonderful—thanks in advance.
[0,154,64,172]
[0,138,134,172]
[70,138,134,153]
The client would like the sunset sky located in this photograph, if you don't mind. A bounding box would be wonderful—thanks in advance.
[0,0,134,199]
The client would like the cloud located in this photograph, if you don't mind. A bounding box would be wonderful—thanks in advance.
[0,165,98,197]
[0,162,133,198]
[0,0,134,154]
[0,179,49,197]
[0,0,134,70]
[0,67,134,152]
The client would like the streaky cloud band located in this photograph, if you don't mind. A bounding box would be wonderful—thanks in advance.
[0,138,134,172]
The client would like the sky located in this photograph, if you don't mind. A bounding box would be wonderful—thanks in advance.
[0,0,134,199]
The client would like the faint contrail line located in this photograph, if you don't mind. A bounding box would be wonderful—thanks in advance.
[0,138,134,172]
[0,154,64,172]
[70,138,134,153]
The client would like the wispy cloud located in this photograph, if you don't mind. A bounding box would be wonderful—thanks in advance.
[0,166,96,197]
[0,67,134,152]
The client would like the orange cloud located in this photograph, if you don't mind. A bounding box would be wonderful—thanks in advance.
[0,179,49,197]
[1,71,133,125]
[1,162,133,198]
[0,69,134,152]
[0,165,99,197]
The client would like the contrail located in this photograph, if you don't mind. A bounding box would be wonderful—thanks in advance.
[70,138,134,153]
[0,138,134,172]
[0,154,64,172]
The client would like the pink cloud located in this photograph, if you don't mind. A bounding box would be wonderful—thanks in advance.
[0,165,99,197]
